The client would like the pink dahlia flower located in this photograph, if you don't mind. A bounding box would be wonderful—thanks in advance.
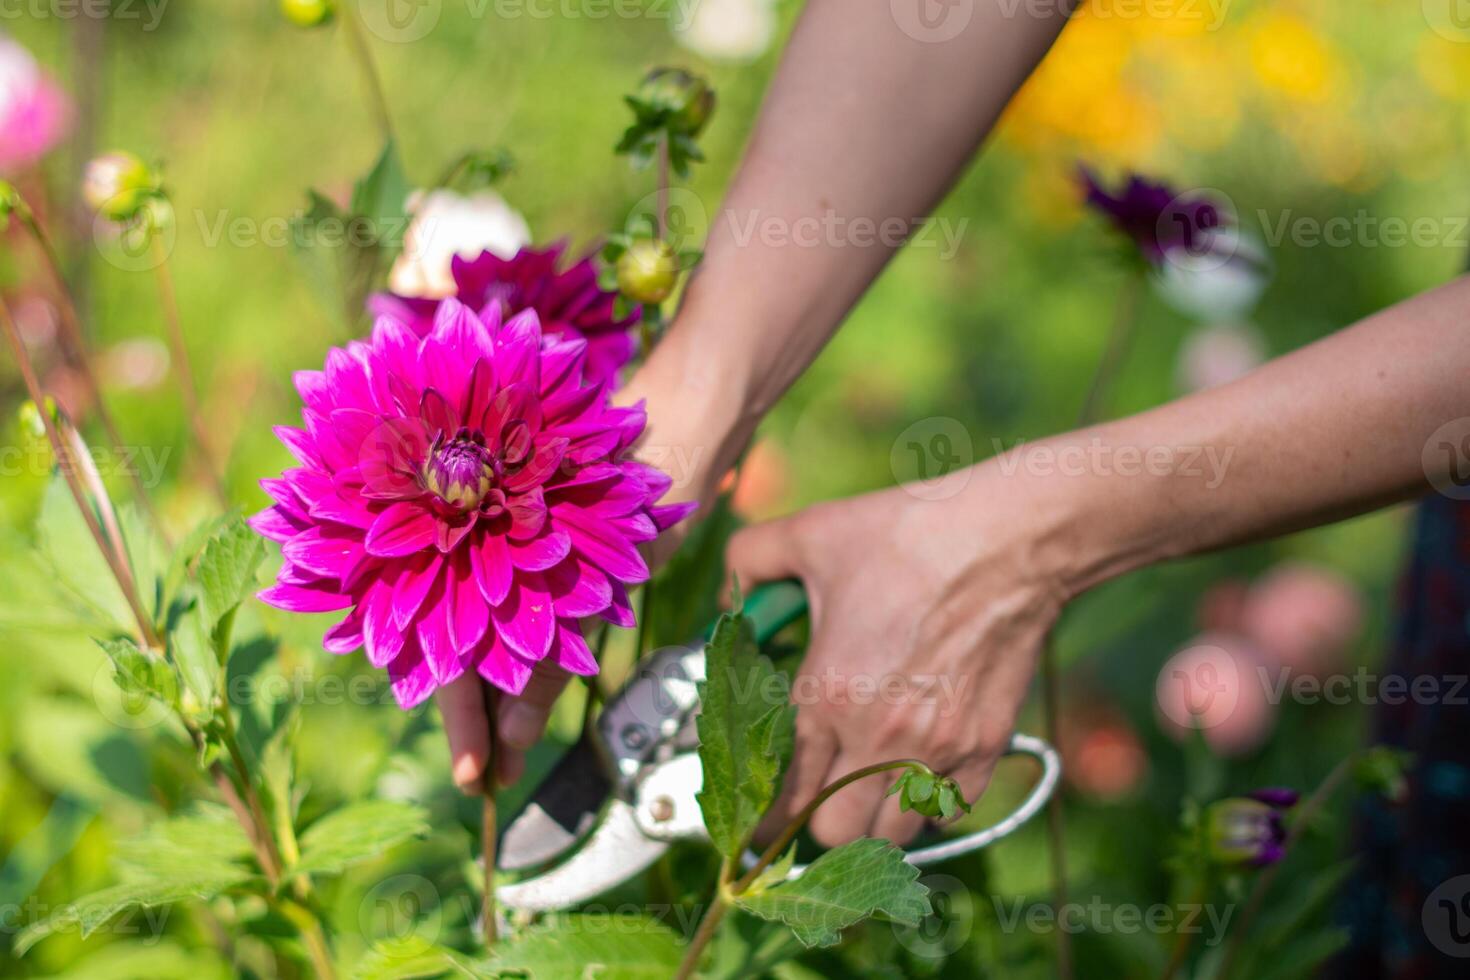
[0,35,70,172]
[253,298,693,709]
[369,242,637,386]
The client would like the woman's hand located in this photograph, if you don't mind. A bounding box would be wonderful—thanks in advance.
[728,463,1072,846]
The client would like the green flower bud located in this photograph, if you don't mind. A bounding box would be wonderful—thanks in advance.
[616,238,679,305]
[637,67,716,137]
[887,767,973,821]
[280,0,335,27]
[82,151,159,222]
[0,179,17,231]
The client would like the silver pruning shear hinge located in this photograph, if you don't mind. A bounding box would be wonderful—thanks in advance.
[494,582,1061,912]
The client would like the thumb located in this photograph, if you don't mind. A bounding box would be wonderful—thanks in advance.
[725,515,807,598]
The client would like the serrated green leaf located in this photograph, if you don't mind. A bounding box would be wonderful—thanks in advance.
[696,608,795,858]
[14,872,250,955]
[294,800,430,877]
[485,913,684,978]
[732,838,931,948]
[197,515,266,634]
[353,935,480,979]
[170,603,219,723]
[114,804,255,880]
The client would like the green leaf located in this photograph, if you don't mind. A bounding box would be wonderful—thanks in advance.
[97,636,178,710]
[354,936,480,979]
[485,914,684,978]
[197,514,266,635]
[169,603,219,724]
[15,696,154,805]
[695,605,795,858]
[351,140,412,254]
[39,941,233,980]
[114,804,256,881]
[14,873,251,955]
[293,800,430,877]
[732,838,931,949]
[35,473,133,631]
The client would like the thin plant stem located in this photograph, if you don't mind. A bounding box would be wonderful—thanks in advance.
[1036,265,1144,980]
[674,858,733,980]
[656,133,670,242]
[1160,883,1206,980]
[150,235,227,505]
[16,203,166,537]
[341,2,395,144]
[482,683,500,948]
[732,759,924,894]
[0,297,161,649]
[1214,757,1355,980]
[634,577,654,661]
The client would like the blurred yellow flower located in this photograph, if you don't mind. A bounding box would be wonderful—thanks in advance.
[1416,35,1470,102]
[1246,12,1342,104]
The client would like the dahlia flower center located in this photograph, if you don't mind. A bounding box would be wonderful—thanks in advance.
[423,429,497,511]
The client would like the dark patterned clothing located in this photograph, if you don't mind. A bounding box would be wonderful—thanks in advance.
[1335,495,1470,977]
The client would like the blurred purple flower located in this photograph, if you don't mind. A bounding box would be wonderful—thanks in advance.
[1079,166,1225,265]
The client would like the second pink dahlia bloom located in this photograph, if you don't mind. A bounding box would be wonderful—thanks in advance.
[369,243,638,387]
[0,35,70,172]
[253,298,693,708]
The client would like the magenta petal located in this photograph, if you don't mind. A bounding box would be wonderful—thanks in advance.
[602,582,637,628]
[274,425,323,469]
[509,529,571,573]
[323,608,365,654]
[546,558,613,618]
[448,551,490,651]
[504,437,569,494]
[282,526,363,578]
[249,506,307,543]
[258,583,352,613]
[477,631,534,695]
[416,592,462,684]
[553,620,599,676]
[365,502,438,557]
[471,530,514,606]
[649,500,698,532]
[392,552,444,629]
[556,507,648,583]
[363,582,405,668]
[492,574,555,660]
[506,487,548,541]
[388,635,437,709]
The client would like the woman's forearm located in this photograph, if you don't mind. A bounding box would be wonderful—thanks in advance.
[1006,275,1470,599]
[631,0,1071,465]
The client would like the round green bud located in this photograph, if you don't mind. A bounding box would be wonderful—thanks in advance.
[280,0,335,27]
[0,179,17,231]
[82,151,158,222]
[616,239,679,305]
[638,67,716,137]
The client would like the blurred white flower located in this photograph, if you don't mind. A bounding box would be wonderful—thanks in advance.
[1175,322,1267,393]
[1152,226,1271,322]
[388,188,531,299]
[673,0,777,63]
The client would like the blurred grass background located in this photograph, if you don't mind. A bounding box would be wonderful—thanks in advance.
[1,0,1466,975]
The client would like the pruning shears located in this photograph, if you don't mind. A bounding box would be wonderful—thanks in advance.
[495,582,1060,912]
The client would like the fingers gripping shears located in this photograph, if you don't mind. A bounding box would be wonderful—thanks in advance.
[494,582,1060,912]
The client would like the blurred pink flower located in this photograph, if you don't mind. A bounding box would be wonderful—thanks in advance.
[1240,562,1363,679]
[1156,633,1277,757]
[1063,709,1147,801]
[0,35,69,172]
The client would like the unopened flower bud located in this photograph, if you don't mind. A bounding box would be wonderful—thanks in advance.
[0,179,17,231]
[280,0,335,27]
[83,151,158,222]
[616,239,678,305]
[637,67,716,137]
[1203,788,1298,868]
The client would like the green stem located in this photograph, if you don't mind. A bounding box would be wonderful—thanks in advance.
[0,297,162,650]
[1036,266,1144,980]
[341,2,395,144]
[1214,756,1355,980]
[731,759,925,895]
[1160,883,1206,980]
[674,858,733,980]
[482,683,500,948]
